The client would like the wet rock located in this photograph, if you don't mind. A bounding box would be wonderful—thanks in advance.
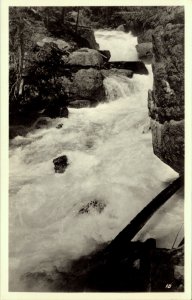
[66,48,104,67]
[60,68,105,102]
[78,199,106,214]
[68,100,91,108]
[56,123,63,129]
[33,117,50,129]
[136,42,153,59]
[53,155,68,173]
[99,50,111,62]
[60,106,69,118]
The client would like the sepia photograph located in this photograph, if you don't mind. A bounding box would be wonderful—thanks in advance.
[0,0,191,299]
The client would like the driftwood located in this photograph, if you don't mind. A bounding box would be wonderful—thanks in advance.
[106,61,149,74]
[106,175,184,253]
[63,61,148,75]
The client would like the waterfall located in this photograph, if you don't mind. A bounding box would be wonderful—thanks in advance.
[9,30,183,291]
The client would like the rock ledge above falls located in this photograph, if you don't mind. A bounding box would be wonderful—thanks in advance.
[147,7,184,174]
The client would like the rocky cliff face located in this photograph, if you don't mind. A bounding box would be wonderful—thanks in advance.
[148,7,184,174]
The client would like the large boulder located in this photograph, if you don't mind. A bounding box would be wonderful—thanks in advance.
[148,7,184,174]
[136,42,153,59]
[60,68,105,102]
[66,48,104,67]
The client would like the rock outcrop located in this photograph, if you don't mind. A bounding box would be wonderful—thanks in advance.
[60,68,106,103]
[148,7,184,174]
[136,42,153,59]
[66,48,104,67]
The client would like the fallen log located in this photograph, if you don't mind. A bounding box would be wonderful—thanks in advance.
[106,61,149,75]
[63,60,148,75]
[106,175,184,254]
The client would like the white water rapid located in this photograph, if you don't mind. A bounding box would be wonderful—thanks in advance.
[9,30,184,291]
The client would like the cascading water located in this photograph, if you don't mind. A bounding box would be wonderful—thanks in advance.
[9,30,183,291]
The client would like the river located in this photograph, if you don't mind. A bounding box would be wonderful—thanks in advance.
[9,30,184,291]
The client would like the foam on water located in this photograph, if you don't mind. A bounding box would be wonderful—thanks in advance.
[95,30,138,61]
[9,30,183,291]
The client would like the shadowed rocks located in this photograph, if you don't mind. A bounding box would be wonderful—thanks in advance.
[136,42,153,59]
[53,155,69,173]
[106,61,149,75]
[78,199,106,214]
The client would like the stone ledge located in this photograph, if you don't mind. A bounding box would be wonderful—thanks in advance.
[150,119,184,173]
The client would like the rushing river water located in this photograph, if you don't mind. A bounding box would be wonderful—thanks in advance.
[9,30,184,291]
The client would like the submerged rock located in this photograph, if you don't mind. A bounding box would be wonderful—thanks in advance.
[78,199,106,214]
[33,117,51,129]
[53,155,68,173]
[56,123,63,129]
